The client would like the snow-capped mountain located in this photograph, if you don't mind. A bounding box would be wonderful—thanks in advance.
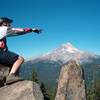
[27,42,99,64]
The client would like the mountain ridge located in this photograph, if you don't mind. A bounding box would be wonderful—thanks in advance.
[25,42,99,63]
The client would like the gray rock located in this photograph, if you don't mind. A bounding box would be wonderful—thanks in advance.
[0,64,10,87]
[0,80,44,100]
[55,60,86,100]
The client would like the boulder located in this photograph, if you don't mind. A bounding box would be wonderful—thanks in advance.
[0,80,44,100]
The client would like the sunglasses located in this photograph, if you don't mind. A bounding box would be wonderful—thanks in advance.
[2,22,11,26]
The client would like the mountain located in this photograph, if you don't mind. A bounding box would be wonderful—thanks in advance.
[20,43,100,92]
[26,42,99,64]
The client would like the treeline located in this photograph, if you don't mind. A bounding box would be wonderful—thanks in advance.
[32,68,56,100]
[87,79,100,100]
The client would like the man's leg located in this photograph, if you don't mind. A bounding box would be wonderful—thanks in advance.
[9,56,24,75]
[6,55,24,84]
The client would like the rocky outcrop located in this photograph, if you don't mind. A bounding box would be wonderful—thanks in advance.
[55,60,86,100]
[0,80,44,100]
[0,64,10,87]
[0,64,44,100]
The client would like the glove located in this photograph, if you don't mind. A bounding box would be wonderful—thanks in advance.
[24,28,32,32]
[32,28,42,34]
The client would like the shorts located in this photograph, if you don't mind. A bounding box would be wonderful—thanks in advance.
[0,50,19,67]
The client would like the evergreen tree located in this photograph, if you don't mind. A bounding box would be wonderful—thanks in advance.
[32,68,39,83]
[40,83,50,100]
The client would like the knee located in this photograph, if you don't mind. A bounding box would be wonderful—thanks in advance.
[18,56,24,63]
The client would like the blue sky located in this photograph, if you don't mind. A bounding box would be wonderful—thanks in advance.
[0,0,100,58]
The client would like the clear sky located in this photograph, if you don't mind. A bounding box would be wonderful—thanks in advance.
[0,0,100,58]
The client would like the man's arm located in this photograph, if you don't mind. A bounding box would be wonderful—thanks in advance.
[7,27,42,37]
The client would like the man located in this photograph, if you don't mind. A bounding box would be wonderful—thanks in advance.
[0,17,42,84]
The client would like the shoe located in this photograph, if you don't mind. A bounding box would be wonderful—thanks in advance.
[5,73,24,85]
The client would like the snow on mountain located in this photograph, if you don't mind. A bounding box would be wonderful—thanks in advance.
[36,42,98,63]
[56,42,82,53]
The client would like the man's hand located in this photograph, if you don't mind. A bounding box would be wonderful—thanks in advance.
[32,28,42,34]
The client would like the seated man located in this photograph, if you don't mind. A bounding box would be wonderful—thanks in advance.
[0,17,42,84]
